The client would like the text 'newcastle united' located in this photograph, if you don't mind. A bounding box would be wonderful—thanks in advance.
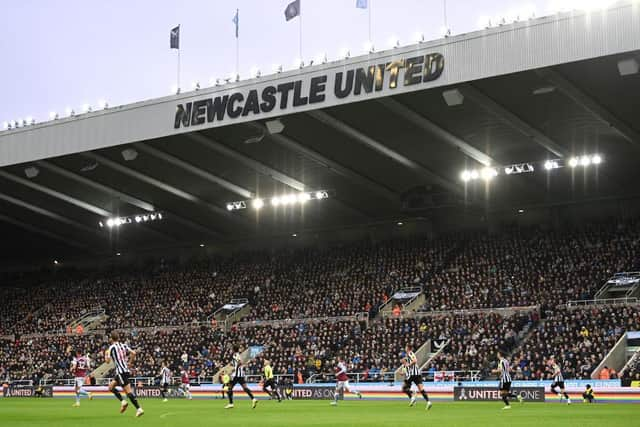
[174,53,444,129]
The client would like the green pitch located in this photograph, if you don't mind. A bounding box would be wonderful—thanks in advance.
[0,399,635,427]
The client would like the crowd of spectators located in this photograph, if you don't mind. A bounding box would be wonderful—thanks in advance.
[421,221,640,311]
[1,219,640,384]
[511,305,640,380]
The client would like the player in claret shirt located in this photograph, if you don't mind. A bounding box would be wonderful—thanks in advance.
[330,356,362,406]
[70,350,93,407]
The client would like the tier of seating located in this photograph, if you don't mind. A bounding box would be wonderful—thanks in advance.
[1,219,639,384]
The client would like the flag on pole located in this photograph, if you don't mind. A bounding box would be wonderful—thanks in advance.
[170,25,180,49]
[356,0,368,9]
[284,0,301,21]
[232,9,239,38]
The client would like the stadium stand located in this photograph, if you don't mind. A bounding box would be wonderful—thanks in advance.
[1,219,639,385]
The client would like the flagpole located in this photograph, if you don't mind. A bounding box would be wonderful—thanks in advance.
[177,25,181,93]
[443,0,448,33]
[368,0,372,43]
[235,9,239,79]
[299,4,303,64]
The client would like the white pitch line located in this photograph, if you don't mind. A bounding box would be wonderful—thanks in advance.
[159,412,176,419]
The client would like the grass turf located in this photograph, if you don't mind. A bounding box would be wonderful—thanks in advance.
[0,398,634,427]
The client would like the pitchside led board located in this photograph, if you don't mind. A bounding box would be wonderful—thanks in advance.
[453,386,545,402]
[173,54,444,130]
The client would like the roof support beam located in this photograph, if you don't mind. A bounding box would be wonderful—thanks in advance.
[307,110,462,195]
[536,68,640,149]
[377,97,495,167]
[0,170,111,217]
[134,143,254,199]
[0,192,99,235]
[38,160,222,240]
[459,84,570,158]
[37,161,156,212]
[246,122,398,203]
[185,132,305,192]
[82,152,245,229]
[0,212,89,249]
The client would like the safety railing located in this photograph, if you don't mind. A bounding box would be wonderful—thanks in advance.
[565,297,639,308]
[234,312,369,330]
[40,374,296,387]
[306,371,396,384]
[406,305,539,318]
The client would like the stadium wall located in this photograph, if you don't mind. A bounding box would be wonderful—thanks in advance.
[0,2,639,167]
[39,381,640,403]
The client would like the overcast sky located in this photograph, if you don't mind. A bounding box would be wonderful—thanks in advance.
[1,0,567,125]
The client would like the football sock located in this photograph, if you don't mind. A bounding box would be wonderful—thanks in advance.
[126,393,140,409]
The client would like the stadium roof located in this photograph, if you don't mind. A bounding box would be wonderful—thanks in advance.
[0,1,639,264]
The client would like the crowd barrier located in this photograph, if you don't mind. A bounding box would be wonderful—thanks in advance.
[3,380,638,403]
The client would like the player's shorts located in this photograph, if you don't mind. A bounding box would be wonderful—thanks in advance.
[264,378,276,389]
[230,377,246,387]
[115,372,131,387]
[499,381,512,392]
[74,377,85,387]
[551,381,565,390]
[336,380,349,390]
[404,375,423,387]
[181,383,190,390]
[160,382,169,392]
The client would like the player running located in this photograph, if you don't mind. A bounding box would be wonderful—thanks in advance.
[548,357,571,404]
[179,368,192,400]
[159,362,171,402]
[401,345,432,410]
[263,359,282,402]
[330,356,362,406]
[492,350,523,410]
[224,346,258,409]
[105,332,144,417]
[70,351,93,407]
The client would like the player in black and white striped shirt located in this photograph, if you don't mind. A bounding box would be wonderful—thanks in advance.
[224,345,257,409]
[105,332,144,417]
[159,362,171,402]
[548,357,571,404]
[492,350,523,410]
[401,344,432,410]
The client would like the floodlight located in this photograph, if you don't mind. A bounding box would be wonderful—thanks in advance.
[480,167,498,181]
[580,155,591,166]
[569,157,579,168]
[592,154,602,165]
[252,198,264,210]
[298,193,311,203]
